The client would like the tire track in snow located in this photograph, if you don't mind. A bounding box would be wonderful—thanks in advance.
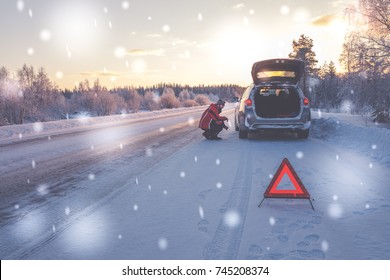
[203,140,253,259]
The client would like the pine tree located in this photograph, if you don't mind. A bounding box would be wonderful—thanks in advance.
[288,34,319,97]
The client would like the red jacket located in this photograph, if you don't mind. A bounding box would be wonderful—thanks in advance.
[199,103,228,129]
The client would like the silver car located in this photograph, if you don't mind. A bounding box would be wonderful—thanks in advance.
[235,58,311,139]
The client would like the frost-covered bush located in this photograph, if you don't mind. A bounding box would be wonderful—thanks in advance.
[160,87,180,109]
[195,94,210,105]
[142,90,161,111]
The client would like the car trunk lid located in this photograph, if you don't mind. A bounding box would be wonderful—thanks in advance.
[251,59,304,85]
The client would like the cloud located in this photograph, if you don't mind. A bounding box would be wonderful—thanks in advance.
[146,34,162,38]
[127,48,165,56]
[311,14,338,26]
[80,71,122,77]
[233,3,245,9]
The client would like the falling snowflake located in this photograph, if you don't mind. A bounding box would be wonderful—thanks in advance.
[296,151,304,159]
[28,9,33,18]
[159,127,165,133]
[269,216,276,226]
[119,143,124,150]
[32,160,36,168]
[39,29,51,42]
[145,147,153,157]
[369,163,373,169]
[198,13,203,21]
[328,204,343,219]
[194,156,198,162]
[336,154,339,161]
[27,47,34,55]
[188,117,195,125]
[65,207,71,216]
[108,21,112,29]
[148,184,152,191]
[216,158,220,165]
[16,0,24,12]
[158,238,168,250]
[180,171,186,178]
[90,145,95,150]
[198,206,204,219]
[55,71,63,79]
[280,5,290,15]
[249,9,255,15]
[163,190,167,195]
[162,24,170,32]
[216,182,222,189]
[88,173,95,181]
[37,184,49,195]
[147,16,152,20]
[371,144,377,150]
[332,195,338,201]
[19,133,23,139]
[114,46,126,58]
[365,203,370,209]
[103,7,108,13]
[269,174,273,179]
[133,204,138,211]
[33,122,43,132]
[122,1,130,10]
[223,210,241,228]
[14,204,20,210]
[321,240,329,252]
[135,177,139,185]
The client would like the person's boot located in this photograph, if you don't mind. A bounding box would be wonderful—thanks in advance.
[202,131,211,139]
[210,133,222,140]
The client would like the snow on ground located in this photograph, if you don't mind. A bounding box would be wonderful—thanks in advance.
[1,107,389,260]
[0,106,206,144]
[311,111,390,167]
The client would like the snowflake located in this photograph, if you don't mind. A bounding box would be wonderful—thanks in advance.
[321,240,329,252]
[121,1,130,10]
[223,210,241,228]
[158,238,168,250]
[198,206,204,219]
[162,25,170,33]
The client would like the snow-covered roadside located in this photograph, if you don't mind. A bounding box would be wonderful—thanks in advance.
[0,106,207,144]
[311,113,390,167]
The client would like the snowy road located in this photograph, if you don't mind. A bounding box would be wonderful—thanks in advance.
[0,106,389,260]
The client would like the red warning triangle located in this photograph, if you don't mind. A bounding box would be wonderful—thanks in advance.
[264,158,310,199]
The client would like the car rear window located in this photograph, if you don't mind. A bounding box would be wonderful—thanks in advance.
[256,71,296,79]
[259,88,292,96]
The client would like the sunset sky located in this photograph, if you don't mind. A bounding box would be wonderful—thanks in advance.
[0,0,357,89]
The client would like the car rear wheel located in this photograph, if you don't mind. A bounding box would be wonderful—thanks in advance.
[239,129,248,139]
[297,129,309,139]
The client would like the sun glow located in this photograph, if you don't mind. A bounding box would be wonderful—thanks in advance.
[214,24,264,69]
[50,2,101,52]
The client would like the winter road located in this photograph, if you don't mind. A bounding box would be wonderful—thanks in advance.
[0,105,389,259]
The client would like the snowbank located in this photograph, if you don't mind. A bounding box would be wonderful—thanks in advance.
[0,106,206,144]
[311,117,390,167]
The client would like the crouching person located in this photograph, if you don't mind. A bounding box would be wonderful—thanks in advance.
[198,100,229,140]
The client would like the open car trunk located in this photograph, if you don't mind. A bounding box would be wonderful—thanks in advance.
[254,87,300,118]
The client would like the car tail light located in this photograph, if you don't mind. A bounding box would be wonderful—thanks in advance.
[244,99,253,106]
[303,97,309,106]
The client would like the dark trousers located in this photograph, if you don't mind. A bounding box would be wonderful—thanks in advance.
[207,120,223,136]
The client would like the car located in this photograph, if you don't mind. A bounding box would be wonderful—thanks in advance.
[234,58,311,139]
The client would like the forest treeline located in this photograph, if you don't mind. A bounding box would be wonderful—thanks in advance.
[0,66,243,125]
[0,0,388,126]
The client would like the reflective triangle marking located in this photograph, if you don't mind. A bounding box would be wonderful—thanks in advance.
[264,158,310,199]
